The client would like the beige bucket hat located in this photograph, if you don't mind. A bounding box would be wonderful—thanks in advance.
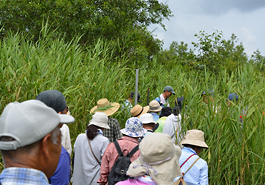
[127,133,181,185]
[131,104,149,118]
[90,98,120,116]
[180,129,209,148]
[148,100,162,113]
[88,112,110,129]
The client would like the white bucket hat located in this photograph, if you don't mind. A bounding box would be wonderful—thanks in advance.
[180,129,208,148]
[120,117,147,137]
[148,100,162,113]
[126,133,182,185]
[139,113,156,124]
[0,100,75,150]
[88,112,110,129]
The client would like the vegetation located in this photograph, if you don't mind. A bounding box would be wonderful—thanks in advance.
[0,0,172,64]
[0,30,264,184]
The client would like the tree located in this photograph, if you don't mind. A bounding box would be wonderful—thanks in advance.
[192,30,248,75]
[0,0,172,62]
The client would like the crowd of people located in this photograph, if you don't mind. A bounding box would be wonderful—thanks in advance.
[0,86,240,185]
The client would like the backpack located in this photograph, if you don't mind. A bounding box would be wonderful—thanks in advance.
[108,140,139,185]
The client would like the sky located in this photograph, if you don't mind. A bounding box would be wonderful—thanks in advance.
[148,0,265,58]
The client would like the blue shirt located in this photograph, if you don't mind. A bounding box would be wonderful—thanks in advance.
[121,99,133,117]
[150,112,159,121]
[179,147,208,185]
[49,146,71,185]
[0,167,49,185]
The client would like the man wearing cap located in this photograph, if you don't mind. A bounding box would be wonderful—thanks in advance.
[227,93,239,107]
[0,100,75,184]
[90,98,122,142]
[155,86,175,107]
[179,129,209,185]
[36,90,72,155]
[97,117,146,185]
[36,90,73,185]
[122,92,141,115]
[227,93,245,123]
[148,100,162,121]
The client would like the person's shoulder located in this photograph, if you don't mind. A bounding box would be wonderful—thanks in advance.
[96,134,110,142]
[76,133,86,140]
[61,147,70,156]
[109,117,119,124]
[198,157,208,167]
[154,97,160,102]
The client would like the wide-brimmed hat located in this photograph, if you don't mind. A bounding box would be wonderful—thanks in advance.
[120,117,147,137]
[148,100,162,113]
[131,104,149,118]
[180,129,208,148]
[126,133,181,185]
[90,98,120,116]
[88,112,110,129]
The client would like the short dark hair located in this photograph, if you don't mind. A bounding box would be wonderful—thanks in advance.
[183,144,203,150]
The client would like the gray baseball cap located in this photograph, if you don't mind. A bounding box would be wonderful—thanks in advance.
[0,100,75,150]
[164,86,175,95]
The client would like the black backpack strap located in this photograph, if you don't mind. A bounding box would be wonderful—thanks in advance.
[114,140,123,156]
[128,145,139,158]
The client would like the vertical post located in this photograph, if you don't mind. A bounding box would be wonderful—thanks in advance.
[135,69,139,106]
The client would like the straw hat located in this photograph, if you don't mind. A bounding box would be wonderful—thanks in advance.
[120,117,147,138]
[131,104,149,118]
[88,112,110,129]
[180,129,208,148]
[148,100,162,113]
[90,98,120,116]
[127,133,181,185]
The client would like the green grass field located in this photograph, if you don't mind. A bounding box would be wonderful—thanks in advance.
[0,32,264,184]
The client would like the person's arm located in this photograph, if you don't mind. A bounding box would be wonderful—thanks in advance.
[50,148,71,185]
[97,144,111,185]
[199,162,209,185]
[64,125,72,155]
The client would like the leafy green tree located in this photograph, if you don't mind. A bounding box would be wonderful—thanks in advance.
[192,30,248,75]
[0,0,172,63]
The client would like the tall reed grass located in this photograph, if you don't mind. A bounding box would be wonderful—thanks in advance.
[0,31,264,184]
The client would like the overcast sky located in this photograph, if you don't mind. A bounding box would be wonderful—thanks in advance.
[148,0,265,57]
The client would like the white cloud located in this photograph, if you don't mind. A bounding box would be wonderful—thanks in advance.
[149,1,265,57]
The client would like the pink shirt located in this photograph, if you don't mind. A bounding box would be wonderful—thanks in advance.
[97,136,140,185]
[116,179,152,185]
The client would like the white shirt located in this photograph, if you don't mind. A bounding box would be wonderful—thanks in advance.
[60,124,72,155]
[73,133,109,185]
[163,114,182,144]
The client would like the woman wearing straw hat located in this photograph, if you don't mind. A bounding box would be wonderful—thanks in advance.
[90,98,122,142]
[179,129,209,185]
[116,133,182,185]
[72,112,110,185]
